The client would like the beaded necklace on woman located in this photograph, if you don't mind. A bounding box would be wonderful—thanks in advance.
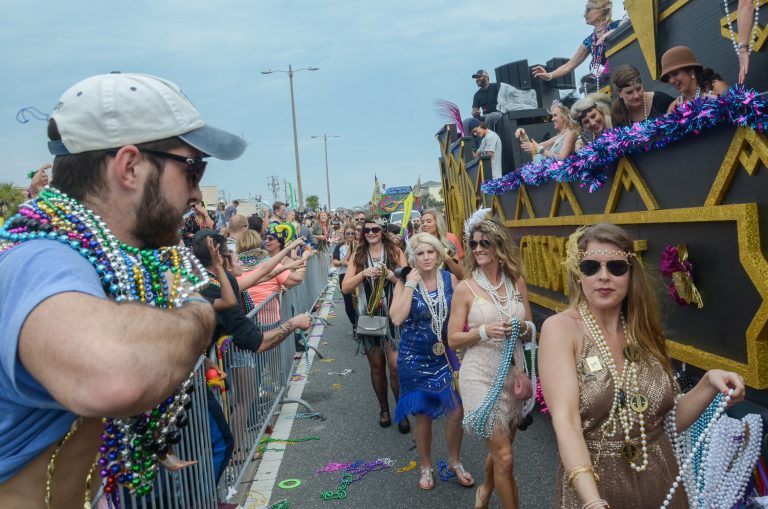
[579,302,650,473]
[0,187,208,505]
[462,267,520,438]
[589,20,612,80]
[417,270,448,356]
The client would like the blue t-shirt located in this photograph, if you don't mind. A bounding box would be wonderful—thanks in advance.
[0,240,105,482]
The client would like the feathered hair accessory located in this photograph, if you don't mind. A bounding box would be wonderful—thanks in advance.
[464,207,492,239]
[564,225,589,277]
[435,99,465,137]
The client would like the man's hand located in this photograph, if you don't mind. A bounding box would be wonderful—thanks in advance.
[471,107,481,119]
[289,313,312,331]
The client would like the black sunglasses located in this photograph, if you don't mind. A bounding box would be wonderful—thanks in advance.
[579,259,630,277]
[345,231,355,236]
[264,236,277,242]
[364,227,382,234]
[468,239,493,250]
[140,149,207,187]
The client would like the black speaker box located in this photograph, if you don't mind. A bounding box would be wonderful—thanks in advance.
[494,60,531,90]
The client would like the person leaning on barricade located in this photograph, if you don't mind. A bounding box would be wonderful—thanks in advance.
[192,230,311,468]
[0,72,246,508]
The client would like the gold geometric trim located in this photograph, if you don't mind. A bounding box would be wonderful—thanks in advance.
[514,184,536,220]
[550,182,584,217]
[705,127,768,206]
[607,0,690,58]
[512,203,768,389]
[720,0,768,53]
[603,157,659,214]
[624,0,659,78]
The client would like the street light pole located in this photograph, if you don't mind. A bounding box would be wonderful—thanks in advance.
[311,133,339,211]
[261,65,319,209]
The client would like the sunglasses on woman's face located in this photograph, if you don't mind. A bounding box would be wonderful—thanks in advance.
[363,227,382,235]
[345,231,355,236]
[264,236,277,242]
[579,259,630,277]
[468,239,493,250]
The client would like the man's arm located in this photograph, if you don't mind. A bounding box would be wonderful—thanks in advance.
[19,294,214,418]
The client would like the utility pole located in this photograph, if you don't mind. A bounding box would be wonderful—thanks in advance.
[267,175,280,203]
[311,133,340,211]
[261,65,319,209]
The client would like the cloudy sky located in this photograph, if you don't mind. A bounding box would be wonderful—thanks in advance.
[0,0,624,209]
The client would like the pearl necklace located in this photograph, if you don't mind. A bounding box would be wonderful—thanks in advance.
[579,303,649,472]
[678,86,702,106]
[661,390,734,508]
[417,271,448,345]
[723,0,761,55]
[473,268,514,321]
[463,269,520,438]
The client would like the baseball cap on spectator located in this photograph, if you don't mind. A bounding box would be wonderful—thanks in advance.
[47,72,247,160]
[191,228,226,266]
[472,70,490,79]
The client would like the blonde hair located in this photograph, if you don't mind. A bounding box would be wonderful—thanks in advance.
[586,0,612,20]
[421,208,456,255]
[571,92,613,135]
[549,104,578,131]
[229,214,249,232]
[406,233,447,269]
[566,223,673,377]
[463,217,523,283]
[236,229,264,254]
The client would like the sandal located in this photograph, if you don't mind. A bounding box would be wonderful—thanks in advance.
[397,417,411,434]
[474,485,490,509]
[379,409,392,428]
[419,467,435,490]
[450,462,474,487]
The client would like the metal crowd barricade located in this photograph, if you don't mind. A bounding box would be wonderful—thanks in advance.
[213,251,331,499]
[108,356,218,509]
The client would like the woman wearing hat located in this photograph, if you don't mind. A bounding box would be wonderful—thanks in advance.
[660,46,728,113]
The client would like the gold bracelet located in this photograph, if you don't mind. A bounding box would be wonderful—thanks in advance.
[567,464,599,489]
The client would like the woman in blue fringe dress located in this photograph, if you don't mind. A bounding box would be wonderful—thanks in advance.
[390,233,474,490]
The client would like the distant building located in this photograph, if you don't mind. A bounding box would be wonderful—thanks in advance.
[422,180,443,203]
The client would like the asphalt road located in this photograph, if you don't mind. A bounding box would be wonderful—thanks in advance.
[251,288,559,509]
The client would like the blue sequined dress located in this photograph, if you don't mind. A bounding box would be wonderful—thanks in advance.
[395,270,460,423]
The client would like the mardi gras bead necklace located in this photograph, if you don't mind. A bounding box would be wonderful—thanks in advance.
[462,269,521,438]
[723,0,761,55]
[417,272,448,356]
[0,187,209,505]
[579,303,649,472]
[239,248,270,272]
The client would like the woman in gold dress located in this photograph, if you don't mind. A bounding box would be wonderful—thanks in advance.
[539,223,745,509]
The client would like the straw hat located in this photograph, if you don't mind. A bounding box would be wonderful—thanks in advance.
[660,46,702,82]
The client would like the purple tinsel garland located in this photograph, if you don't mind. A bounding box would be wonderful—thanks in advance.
[480,86,767,195]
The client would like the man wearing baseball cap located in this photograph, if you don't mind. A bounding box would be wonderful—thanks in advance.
[0,72,246,507]
[462,69,503,149]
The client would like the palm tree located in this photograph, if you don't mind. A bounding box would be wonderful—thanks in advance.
[0,182,26,219]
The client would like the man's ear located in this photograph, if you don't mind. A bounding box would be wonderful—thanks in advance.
[110,145,144,192]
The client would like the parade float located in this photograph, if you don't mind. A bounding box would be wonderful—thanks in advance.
[437,0,768,408]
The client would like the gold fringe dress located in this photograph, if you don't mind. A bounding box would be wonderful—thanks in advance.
[555,334,688,509]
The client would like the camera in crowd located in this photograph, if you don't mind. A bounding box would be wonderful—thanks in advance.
[394,266,412,281]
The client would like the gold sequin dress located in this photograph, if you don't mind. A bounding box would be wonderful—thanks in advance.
[555,334,688,508]
[460,279,526,436]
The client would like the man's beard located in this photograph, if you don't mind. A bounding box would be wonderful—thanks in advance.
[132,169,184,248]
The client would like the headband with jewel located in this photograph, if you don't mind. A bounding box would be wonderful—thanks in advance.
[564,225,636,277]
